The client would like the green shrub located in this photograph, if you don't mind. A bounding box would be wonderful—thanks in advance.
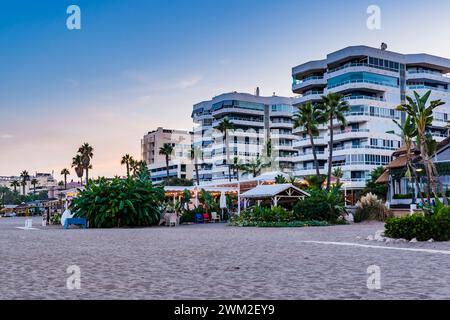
[72,174,164,228]
[293,187,345,222]
[50,213,61,225]
[229,220,330,228]
[393,194,413,200]
[385,213,450,241]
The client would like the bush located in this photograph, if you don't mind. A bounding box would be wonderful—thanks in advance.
[50,213,61,225]
[393,194,413,200]
[293,187,345,222]
[354,193,390,223]
[72,174,164,228]
[385,213,450,241]
[229,220,330,228]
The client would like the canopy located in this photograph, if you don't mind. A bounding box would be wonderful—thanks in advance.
[241,184,310,199]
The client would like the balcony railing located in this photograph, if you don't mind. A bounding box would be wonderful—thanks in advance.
[333,145,397,151]
[408,85,448,93]
[328,62,399,74]
[341,95,386,102]
[332,129,370,135]
[408,70,450,78]
[328,79,399,90]
[293,76,325,85]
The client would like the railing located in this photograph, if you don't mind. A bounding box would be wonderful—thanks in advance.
[408,69,450,78]
[328,79,399,90]
[332,129,370,135]
[297,136,325,142]
[298,151,326,156]
[328,62,399,74]
[343,110,401,120]
[293,76,325,85]
[408,85,448,93]
[302,90,324,96]
[341,95,386,102]
[333,145,397,151]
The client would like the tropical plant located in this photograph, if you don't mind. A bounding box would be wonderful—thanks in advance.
[388,115,423,204]
[60,168,70,190]
[72,154,84,185]
[354,193,389,222]
[294,186,345,222]
[20,170,30,195]
[396,91,447,204]
[78,143,94,185]
[332,167,344,186]
[159,143,174,180]
[30,179,38,194]
[121,154,134,177]
[72,170,164,228]
[230,157,243,181]
[10,180,20,193]
[317,93,350,190]
[275,174,287,184]
[242,156,271,178]
[363,166,389,200]
[304,175,326,190]
[215,118,235,181]
[293,102,323,177]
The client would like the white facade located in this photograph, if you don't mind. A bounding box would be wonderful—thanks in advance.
[292,45,450,190]
[192,92,297,184]
[0,173,58,195]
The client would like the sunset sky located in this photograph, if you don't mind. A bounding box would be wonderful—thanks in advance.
[1,0,450,181]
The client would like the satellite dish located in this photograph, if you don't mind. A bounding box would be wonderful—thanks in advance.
[381,43,388,51]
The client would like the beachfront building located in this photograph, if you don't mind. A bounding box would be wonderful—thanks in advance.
[0,173,58,195]
[292,45,450,197]
[192,91,297,184]
[141,127,194,184]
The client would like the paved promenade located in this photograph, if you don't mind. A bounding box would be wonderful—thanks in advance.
[1,217,450,299]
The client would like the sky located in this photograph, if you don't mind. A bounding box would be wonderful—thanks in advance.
[1,0,450,181]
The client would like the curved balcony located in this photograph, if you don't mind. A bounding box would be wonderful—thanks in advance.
[294,151,327,162]
[212,106,264,117]
[293,91,324,105]
[292,76,326,93]
[328,79,399,94]
[294,136,328,148]
[331,129,370,142]
[407,70,450,84]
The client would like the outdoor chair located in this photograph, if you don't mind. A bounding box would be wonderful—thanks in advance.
[64,218,87,229]
[203,213,211,223]
[169,213,177,227]
[211,212,221,223]
[195,213,203,224]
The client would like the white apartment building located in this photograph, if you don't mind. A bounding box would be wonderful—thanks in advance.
[0,173,58,195]
[292,45,450,192]
[192,91,297,184]
[141,127,194,184]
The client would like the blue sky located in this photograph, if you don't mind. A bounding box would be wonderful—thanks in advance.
[1,0,450,179]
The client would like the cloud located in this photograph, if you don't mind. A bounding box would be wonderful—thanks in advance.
[124,70,203,92]
[177,74,203,89]
[0,134,13,139]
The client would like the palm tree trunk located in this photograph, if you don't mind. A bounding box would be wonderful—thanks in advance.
[194,161,200,186]
[64,176,67,190]
[420,135,436,203]
[225,133,231,182]
[431,162,448,205]
[85,168,89,185]
[327,117,334,190]
[166,156,170,180]
[126,163,130,177]
[309,130,320,177]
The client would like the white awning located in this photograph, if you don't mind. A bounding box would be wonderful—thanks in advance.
[241,184,310,199]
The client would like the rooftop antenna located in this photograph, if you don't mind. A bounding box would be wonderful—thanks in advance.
[255,87,260,96]
[381,42,388,51]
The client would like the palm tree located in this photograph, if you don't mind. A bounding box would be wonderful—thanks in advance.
[10,180,20,193]
[191,146,201,186]
[215,118,235,182]
[389,116,423,204]
[159,143,174,180]
[72,154,84,185]
[60,168,70,190]
[332,167,344,186]
[318,93,350,190]
[242,156,270,178]
[20,170,30,195]
[230,157,243,181]
[121,154,134,177]
[293,102,323,177]
[396,91,447,205]
[78,143,94,185]
[30,179,38,194]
